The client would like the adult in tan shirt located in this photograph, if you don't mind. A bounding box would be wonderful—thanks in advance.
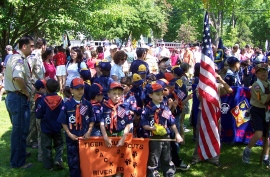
[4,35,35,169]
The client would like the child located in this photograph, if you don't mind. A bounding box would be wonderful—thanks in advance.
[141,82,183,177]
[224,56,241,86]
[94,60,114,100]
[156,57,169,80]
[100,82,132,177]
[33,79,47,162]
[89,83,104,136]
[242,63,270,166]
[57,78,95,177]
[79,68,91,100]
[36,79,64,170]
[90,61,102,84]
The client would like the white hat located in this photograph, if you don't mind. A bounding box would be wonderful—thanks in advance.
[110,45,118,50]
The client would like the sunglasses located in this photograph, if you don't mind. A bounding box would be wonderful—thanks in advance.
[121,58,127,61]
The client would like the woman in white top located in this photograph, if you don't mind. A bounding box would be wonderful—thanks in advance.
[110,50,127,83]
[63,47,87,98]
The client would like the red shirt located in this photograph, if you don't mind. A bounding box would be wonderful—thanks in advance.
[54,52,67,66]
[43,60,56,79]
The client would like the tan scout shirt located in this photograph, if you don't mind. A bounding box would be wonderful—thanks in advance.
[27,49,45,82]
[4,50,33,94]
[250,79,270,108]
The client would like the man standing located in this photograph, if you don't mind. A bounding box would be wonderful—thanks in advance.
[4,45,13,67]
[4,35,35,168]
[27,38,46,161]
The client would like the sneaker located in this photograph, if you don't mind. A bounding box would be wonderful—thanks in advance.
[176,160,190,171]
[153,170,160,177]
[21,163,33,169]
[262,159,270,166]
[55,161,65,170]
[242,148,250,164]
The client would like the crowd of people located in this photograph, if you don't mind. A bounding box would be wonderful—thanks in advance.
[1,35,270,177]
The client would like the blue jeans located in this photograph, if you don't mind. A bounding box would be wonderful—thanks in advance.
[171,114,181,166]
[5,92,30,168]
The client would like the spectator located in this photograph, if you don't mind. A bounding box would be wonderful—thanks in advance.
[110,50,127,82]
[42,49,56,80]
[54,46,67,94]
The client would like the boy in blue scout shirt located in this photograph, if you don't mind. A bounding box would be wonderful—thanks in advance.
[100,82,132,146]
[33,79,46,161]
[57,78,95,177]
[94,60,114,100]
[89,83,104,137]
[90,61,102,84]
[164,71,192,170]
[79,68,91,100]
[242,63,270,166]
[36,79,64,170]
[100,82,132,177]
[224,56,241,86]
[241,59,253,87]
[141,82,183,177]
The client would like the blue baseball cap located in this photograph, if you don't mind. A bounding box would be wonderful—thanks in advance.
[89,83,103,96]
[79,68,91,80]
[156,79,169,88]
[34,79,46,90]
[99,60,111,71]
[172,67,183,76]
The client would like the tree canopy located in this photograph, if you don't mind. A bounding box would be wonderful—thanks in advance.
[0,0,270,55]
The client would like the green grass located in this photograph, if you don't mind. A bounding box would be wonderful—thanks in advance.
[0,97,269,177]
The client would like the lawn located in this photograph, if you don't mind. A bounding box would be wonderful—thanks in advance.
[0,97,269,177]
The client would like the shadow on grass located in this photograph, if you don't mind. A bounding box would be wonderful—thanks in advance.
[0,127,69,177]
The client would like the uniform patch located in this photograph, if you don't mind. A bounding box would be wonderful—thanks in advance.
[118,106,126,118]
[121,120,125,125]
[69,114,76,123]
[226,77,230,80]
[162,110,171,119]
[85,115,89,120]
[105,117,111,124]
[254,85,260,90]
[61,106,65,110]
[80,105,88,116]
[17,59,24,64]
[95,110,100,114]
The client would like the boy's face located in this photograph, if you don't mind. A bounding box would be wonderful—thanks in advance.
[96,94,104,102]
[40,88,46,94]
[159,61,167,70]
[108,88,123,104]
[139,73,146,80]
[235,62,240,71]
[255,69,268,81]
[149,91,163,104]
[70,87,84,100]
[122,84,131,95]
[163,87,170,96]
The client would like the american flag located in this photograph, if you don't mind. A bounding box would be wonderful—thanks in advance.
[118,106,126,118]
[198,12,220,160]
[80,105,88,116]
[161,110,171,119]
[177,89,186,100]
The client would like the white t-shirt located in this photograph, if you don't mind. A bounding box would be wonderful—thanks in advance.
[110,64,125,83]
[66,61,87,87]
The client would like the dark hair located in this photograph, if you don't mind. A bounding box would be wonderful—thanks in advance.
[46,79,59,93]
[63,86,71,98]
[113,50,127,65]
[180,62,190,72]
[54,47,58,54]
[97,46,103,53]
[42,49,53,61]
[120,76,132,86]
[91,51,97,58]
[70,47,83,63]
[57,46,65,53]
[18,35,34,49]
[136,48,146,58]
[36,38,46,49]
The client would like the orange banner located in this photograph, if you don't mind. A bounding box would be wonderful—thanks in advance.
[79,134,149,177]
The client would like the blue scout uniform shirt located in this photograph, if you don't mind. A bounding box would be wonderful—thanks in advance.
[224,68,241,86]
[130,60,150,75]
[170,79,188,116]
[193,77,199,85]
[128,85,145,109]
[83,82,91,101]
[101,100,132,133]
[141,101,175,136]
[90,100,103,127]
[122,94,138,114]
[36,93,63,133]
[94,75,114,100]
[57,97,95,137]
[268,68,270,81]
[155,71,165,80]
[34,92,44,110]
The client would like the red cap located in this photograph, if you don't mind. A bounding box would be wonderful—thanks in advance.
[70,78,85,89]
[110,82,123,90]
